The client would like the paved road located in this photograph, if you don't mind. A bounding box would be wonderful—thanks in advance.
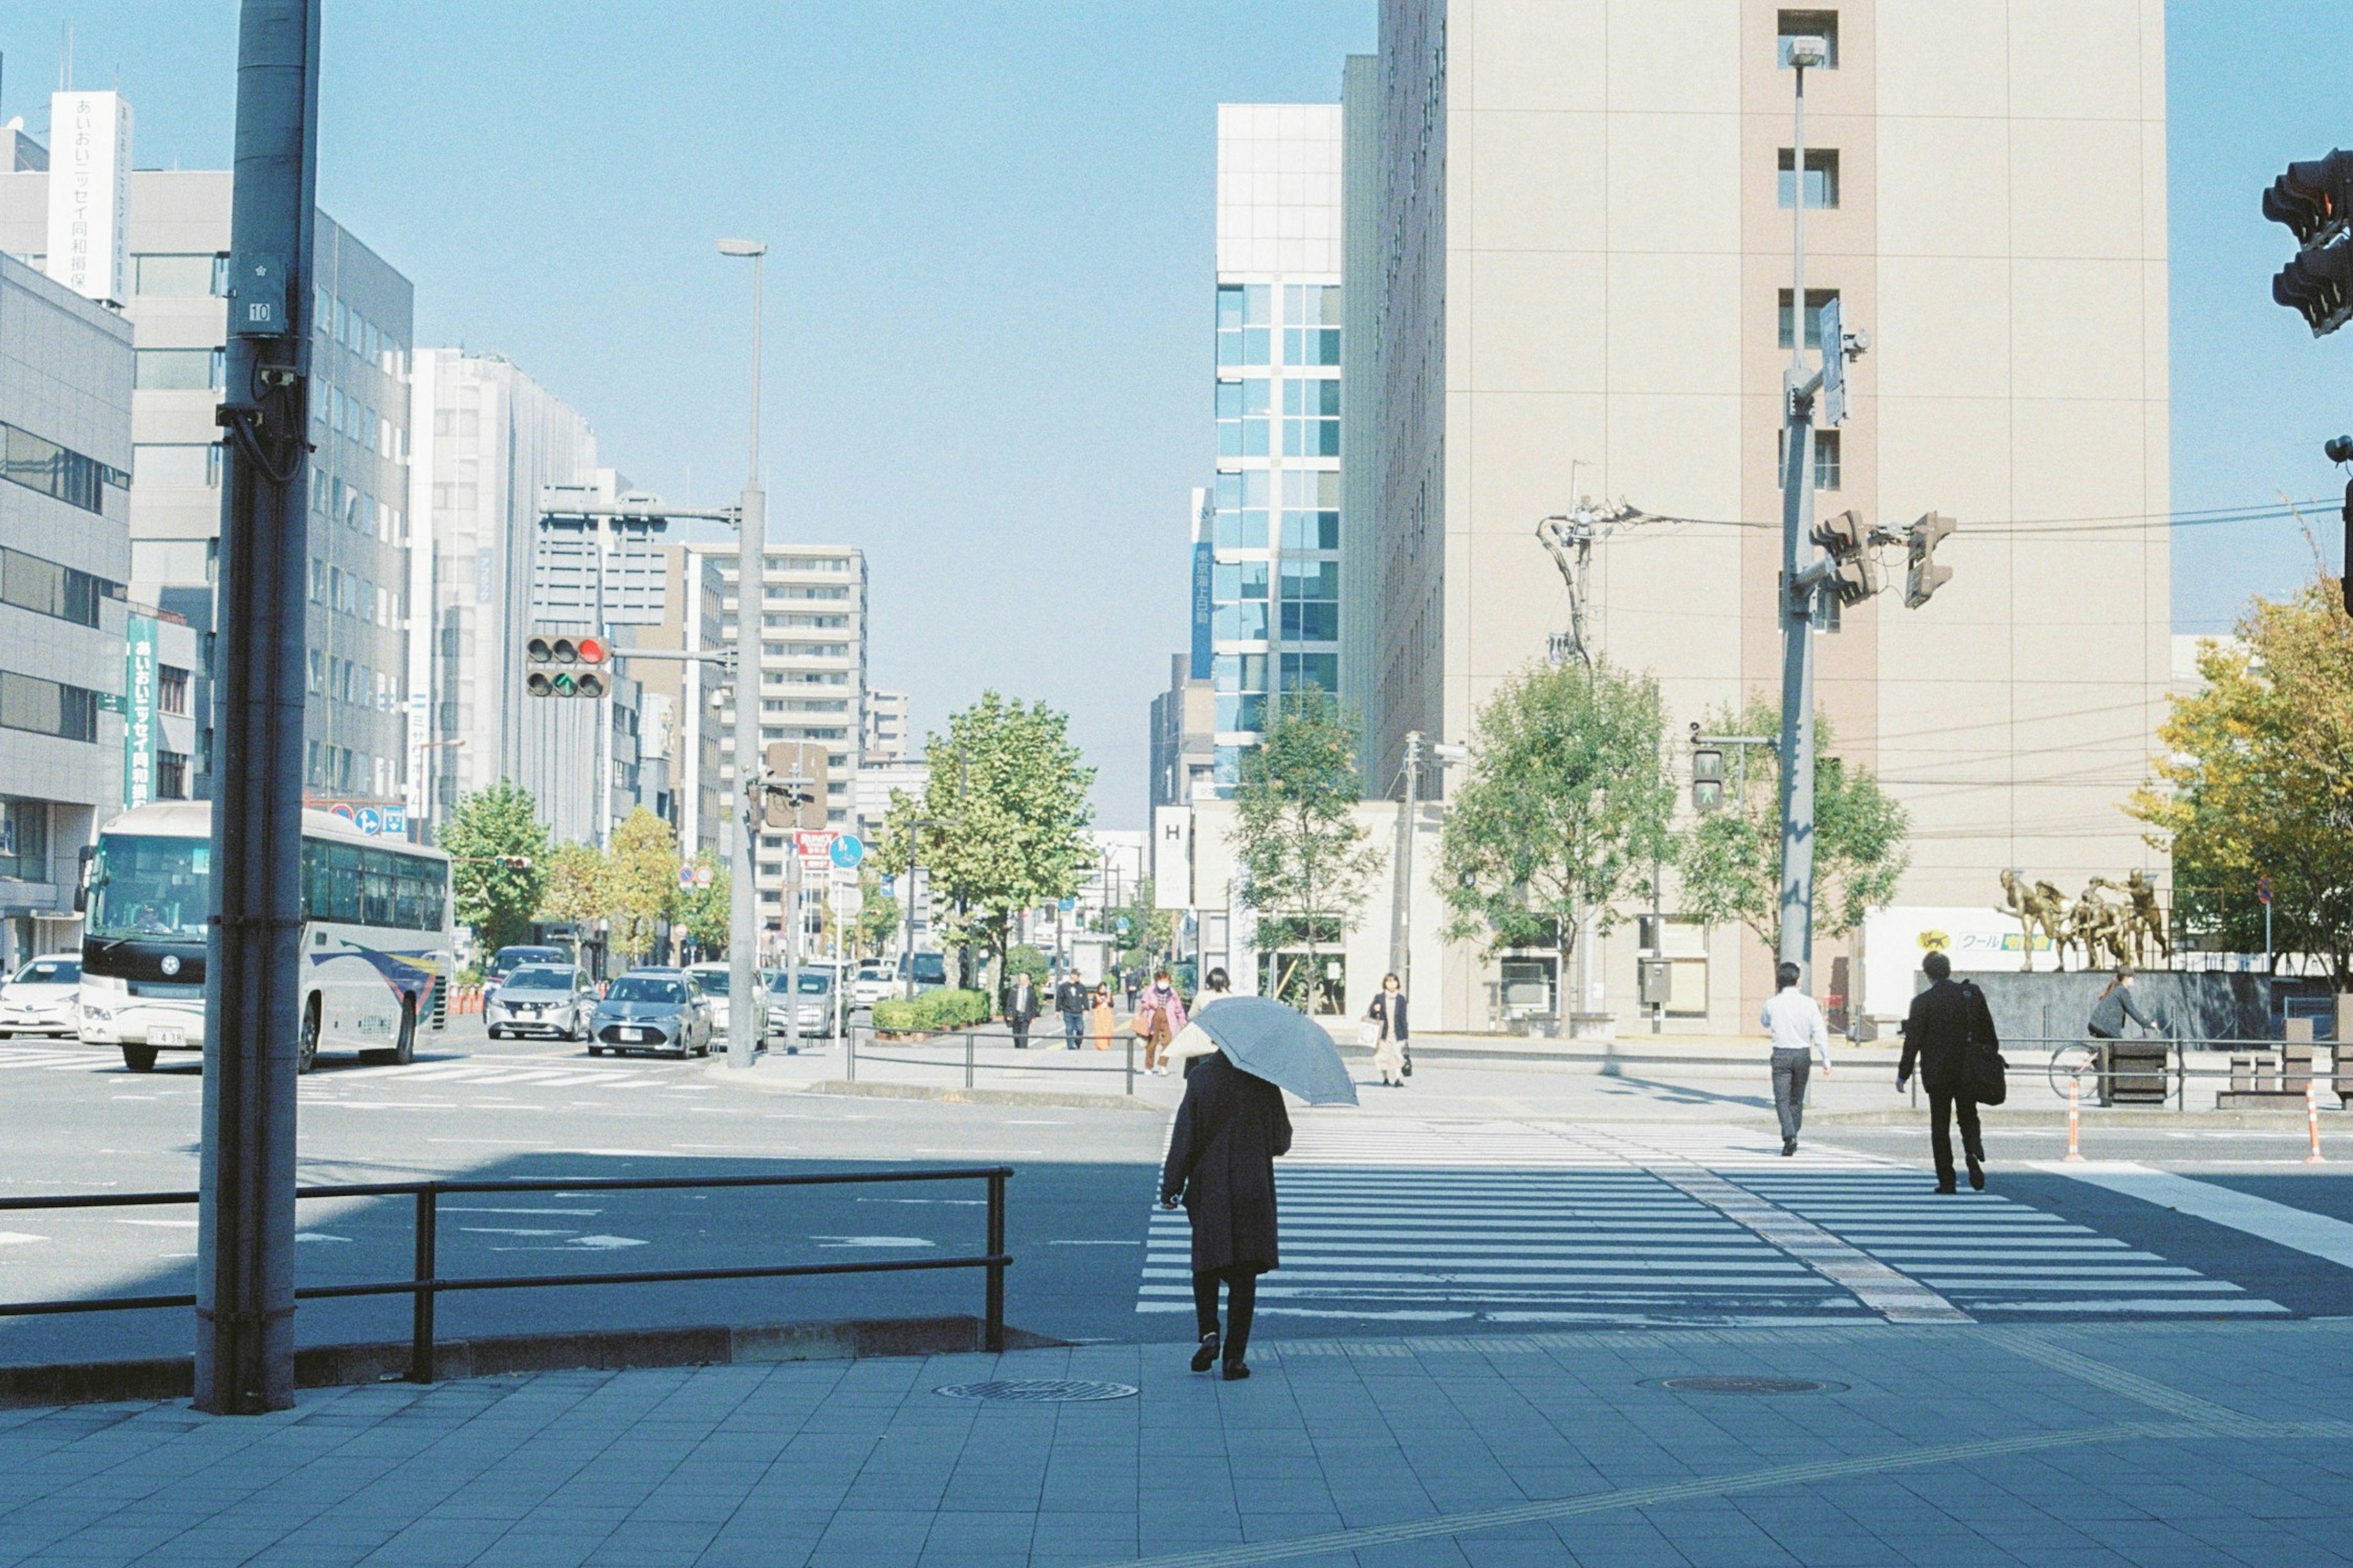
[1,1025,2347,1373]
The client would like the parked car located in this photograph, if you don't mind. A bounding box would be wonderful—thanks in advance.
[485,944,569,987]
[484,964,598,1040]
[851,961,893,1008]
[683,961,771,1040]
[766,965,839,1041]
[0,954,81,1039]
[896,950,950,995]
[590,970,712,1059]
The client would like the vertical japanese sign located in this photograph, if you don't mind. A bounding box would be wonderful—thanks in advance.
[1188,540,1214,681]
[44,91,134,306]
[123,613,156,809]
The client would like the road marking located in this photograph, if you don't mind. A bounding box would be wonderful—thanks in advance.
[813,1235,934,1248]
[439,1206,602,1216]
[0,1232,46,1246]
[2039,1161,2353,1270]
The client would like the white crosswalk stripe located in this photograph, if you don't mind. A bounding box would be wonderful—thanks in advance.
[1139,1116,2290,1327]
[0,1043,109,1072]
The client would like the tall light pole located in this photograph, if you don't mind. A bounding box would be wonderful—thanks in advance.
[719,237,766,1069]
[1775,35,1827,988]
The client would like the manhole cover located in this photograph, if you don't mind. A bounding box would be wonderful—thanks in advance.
[934,1379,1139,1403]
[1653,1376,1843,1396]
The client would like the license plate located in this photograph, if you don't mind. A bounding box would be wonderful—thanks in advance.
[627,1028,652,1042]
[151,1025,187,1049]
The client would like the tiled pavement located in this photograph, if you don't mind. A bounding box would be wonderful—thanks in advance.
[0,1320,2345,1567]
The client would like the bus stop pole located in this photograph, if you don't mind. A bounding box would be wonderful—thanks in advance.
[197,0,320,1415]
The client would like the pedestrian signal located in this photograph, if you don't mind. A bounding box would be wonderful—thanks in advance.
[1691,748,1726,812]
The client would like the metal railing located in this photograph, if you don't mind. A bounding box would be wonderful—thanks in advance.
[1987,1035,2346,1112]
[847,1023,1152,1096]
[0,1165,1013,1382]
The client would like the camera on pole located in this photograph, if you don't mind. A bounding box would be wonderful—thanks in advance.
[524,631,609,697]
[2265,150,2353,337]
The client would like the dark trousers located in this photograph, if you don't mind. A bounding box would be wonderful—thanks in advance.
[1010,1015,1031,1048]
[1928,1089,1984,1189]
[1771,1049,1812,1147]
[1192,1267,1257,1363]
[1061,1010,1085,1050]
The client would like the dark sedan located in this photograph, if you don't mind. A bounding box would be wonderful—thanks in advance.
[588,971,713,1059]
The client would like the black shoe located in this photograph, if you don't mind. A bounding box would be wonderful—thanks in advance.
[1221,1361,1250,1381]
[1781,1141,1797,1157]
[1968,1159,1986,1191]
[1933,1183,1958,1195]
[1191,1332,1219,1373]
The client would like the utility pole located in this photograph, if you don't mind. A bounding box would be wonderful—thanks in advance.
[1387,730,1421,987]
[718,239,765,1070]
[197,0,319,1415]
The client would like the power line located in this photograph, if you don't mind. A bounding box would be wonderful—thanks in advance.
[1616,498,2332,537]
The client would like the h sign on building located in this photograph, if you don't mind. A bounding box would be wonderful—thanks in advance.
[44,91,133,308]
[1153,806,1192,911]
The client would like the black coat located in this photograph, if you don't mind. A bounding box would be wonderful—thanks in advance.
[1160,1052,1292,1275]
[1368,991,1409,1042]
[1898,977,1998,1097]
[1054,979,1088,1016]
[1005,980,1040,1024]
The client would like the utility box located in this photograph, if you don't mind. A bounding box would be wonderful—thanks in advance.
[1639,957,1674,1008]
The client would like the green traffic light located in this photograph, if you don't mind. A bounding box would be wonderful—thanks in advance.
[553,673,577,697]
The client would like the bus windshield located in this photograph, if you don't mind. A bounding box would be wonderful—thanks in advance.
[88,835,210,942]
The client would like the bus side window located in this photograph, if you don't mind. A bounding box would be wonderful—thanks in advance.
[299,839,322,922]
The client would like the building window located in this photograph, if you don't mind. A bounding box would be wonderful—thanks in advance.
[1,420,126,514]
[1283,379,1341,457]
[1279,559,1341,642]
[1776,10,1839,68]
[132,252,229,297]
[1777,149,1840,209]
[1280,469,1340,551]
[1214,469,1269,549]
[0,797,51,881]
[1776,289,1841,350]
[1216,283,1271,367]
[0,671,99,743]
[134,347,226,392]
[1211,561,1270,642]
[132,442,223,488]
[156,752,190,801]
[1280,653,1339,692]
[1777,428,1842,491]
[1216,379,1271,457]
[0,547,110,627]
[157,665,191,716]
[1283,285,1341,366]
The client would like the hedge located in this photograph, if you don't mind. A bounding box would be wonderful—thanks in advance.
[872,988,991,1034]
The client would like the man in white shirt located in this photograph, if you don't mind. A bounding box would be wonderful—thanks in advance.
[1760,960,1832,1156]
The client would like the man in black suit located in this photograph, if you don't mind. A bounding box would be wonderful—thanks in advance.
[1896,950,1996,1193]
[1006,972,1040,1049]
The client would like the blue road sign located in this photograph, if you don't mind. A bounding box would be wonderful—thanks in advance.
[880,874,896,896]
[831,833,865,869]
[1059,898,1075,912]
[355,806,381,836]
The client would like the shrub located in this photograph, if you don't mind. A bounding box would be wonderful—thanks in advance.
[872,988,991,1034]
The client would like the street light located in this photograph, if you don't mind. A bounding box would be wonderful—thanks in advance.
[719,237,767,1070]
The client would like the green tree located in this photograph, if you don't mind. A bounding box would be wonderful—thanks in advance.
[604,808,680,966]
[537,840,608,949]
[439,781,550,955]
[1675,694,1911,960]
[1228,687,1383,1011]
[853,863,901,961]
[676,852,730,959]
[1438,660,1675,1029]
[1107,877,1175,976]
[2129,579,2353,982]
[877,692,1095,996]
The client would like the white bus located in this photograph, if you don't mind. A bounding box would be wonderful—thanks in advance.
[77,802,453,1073]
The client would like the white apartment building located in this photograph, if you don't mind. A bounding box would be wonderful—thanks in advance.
[863,688,910,764]
[1346,1,2170,1031]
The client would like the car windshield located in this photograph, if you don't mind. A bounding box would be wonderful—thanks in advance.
[688,969,729,995]
[503,968,572,991]
[493,948,560,971]
[769,971,834,994]
[608,977,685,1004]
[12,959,78,985]
[906,953,947,983]
[88,835,210,942]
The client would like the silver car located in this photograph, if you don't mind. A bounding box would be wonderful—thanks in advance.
[0,954,81,1038]
[484,964,597,1041]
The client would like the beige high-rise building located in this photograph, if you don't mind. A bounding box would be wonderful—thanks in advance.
[1353,1,2170,1031]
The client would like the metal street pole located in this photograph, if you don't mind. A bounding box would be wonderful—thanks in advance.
[1387,730,1422,988]
[720,238,766,1069]
[1776,39,1825,988]
[197,0,319,1415]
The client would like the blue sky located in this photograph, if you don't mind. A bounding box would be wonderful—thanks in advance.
[2,3,2344,827]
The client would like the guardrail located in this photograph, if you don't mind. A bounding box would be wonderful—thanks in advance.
[2000,1035,2346,1112]
[0,1166,1014,1382]
[849,1023,1146,1096]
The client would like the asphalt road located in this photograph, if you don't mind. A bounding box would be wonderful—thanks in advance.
[1,1018,2346,1372]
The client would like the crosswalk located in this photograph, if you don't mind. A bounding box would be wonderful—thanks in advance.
[0,1042,107,1072]
[0,1041,700,1093]
[1139,1116,2288,1328]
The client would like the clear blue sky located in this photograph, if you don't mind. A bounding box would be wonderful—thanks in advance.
[2,4,2344,826]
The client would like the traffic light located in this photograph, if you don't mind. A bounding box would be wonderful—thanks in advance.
[524,632,610,697]
[1903,513,1955,609]
[1810,509,1879,607]
[2264,151,2353,337]
[1691,746,1726,812]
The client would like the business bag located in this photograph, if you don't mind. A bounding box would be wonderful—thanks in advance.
[1959,980,2008,1106]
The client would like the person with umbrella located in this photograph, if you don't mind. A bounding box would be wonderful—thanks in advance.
[1159,996,1357,1381]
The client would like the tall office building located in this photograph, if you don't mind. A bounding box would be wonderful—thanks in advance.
[689,542,868,939]
[0,252,132,968]
[634,545,727,859]
[0,137,415,814]
[1353,1,2171,1029]
[862,688,911,765]
[1200,104,1346,793]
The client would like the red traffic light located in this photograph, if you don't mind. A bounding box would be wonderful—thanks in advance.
[577,635,608,665]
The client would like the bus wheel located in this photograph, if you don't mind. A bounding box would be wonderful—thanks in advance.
[298,999,320,1075]
[392,999,416,1067]
[121,1045,157,1072]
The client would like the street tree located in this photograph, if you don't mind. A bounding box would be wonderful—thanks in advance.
[537,840,609,955]
[604,808,680,966]
[854,863,900,961]
[2129,578,2353,982]
[1228,686,1383,1010]
[1675,694,1910,960]
[1108,878,1175,978]
[877,692,1095,994]
[1438,660,1675,1031]
[676,852,730,960]
[439,780,550,957]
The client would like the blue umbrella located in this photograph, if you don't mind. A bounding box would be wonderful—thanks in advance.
[1189,996,1359,1105]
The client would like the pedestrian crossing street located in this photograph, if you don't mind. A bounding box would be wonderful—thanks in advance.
[1140,1116,2289,1327]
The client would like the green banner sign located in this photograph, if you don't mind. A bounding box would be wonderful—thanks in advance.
[123,613,156,810]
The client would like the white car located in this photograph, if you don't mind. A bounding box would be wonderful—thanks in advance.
[684,962,770,1040]
[850,963,893,1007]
[0,954,81,1038]
[483,964,599,1041]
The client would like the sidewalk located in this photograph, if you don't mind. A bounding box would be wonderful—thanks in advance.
[1,1319,2344,1567]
